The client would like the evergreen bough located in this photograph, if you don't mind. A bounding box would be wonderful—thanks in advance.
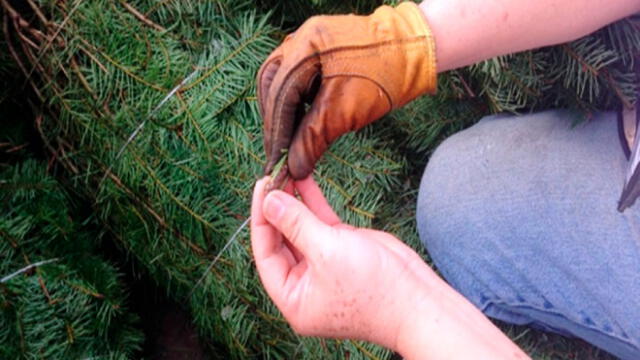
[0,160,143,359]
[2,0,638,358]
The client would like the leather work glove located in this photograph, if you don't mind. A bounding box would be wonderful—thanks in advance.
[257,1,438,180]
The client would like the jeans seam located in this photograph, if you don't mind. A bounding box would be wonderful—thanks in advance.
[479,297,640,350]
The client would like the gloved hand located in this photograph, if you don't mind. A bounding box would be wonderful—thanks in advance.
[258,2,437,179]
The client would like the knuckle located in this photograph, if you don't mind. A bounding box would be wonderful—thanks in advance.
[303,15,322,29]
[299,15,327,39]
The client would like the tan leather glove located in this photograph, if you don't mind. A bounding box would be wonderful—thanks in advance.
[258,2,437,180]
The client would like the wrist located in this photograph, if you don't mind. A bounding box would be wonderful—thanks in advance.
[418,0,465,72]
[356,257,443,350]
[393,274,456,359]
[393,269,529,359]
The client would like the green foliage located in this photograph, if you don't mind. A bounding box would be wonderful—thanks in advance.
[0,160,143,359]
[382,15,640,166]
[3,0,404,357]
[1,0,638,359]
[257,0,386,27]
[463,15,640,115]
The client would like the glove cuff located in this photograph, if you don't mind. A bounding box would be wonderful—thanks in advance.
[395,1,438,95]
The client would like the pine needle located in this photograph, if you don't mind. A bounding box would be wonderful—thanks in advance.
[1,258,60,283]
[266,151,290,192]
[189,154,290,297]
[189,216,250,297]
[97,69,199,189]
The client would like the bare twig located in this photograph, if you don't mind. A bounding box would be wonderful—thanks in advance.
[1,258,60,283]
[37,275,54,304]
[23,0,82,83]
[13,28,40,50]
[25,0,48,27]
[5,143,29,153]
[2,13,44,101]
[456,72,476,98]
[119,0,167,32]
[1,0,32,30]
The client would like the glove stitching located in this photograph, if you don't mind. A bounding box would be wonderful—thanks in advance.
[257,56,282,118]
[272,37,426,124]
[270,37,430,164]
[322,73,393,112]
[271,58,321,162]
[311,36,427,59]
[321,44,428,107]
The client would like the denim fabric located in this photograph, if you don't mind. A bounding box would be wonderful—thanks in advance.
[417,110,640,359]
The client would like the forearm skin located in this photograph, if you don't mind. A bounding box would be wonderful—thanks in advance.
[420,0,640,72]
[392,262,530,359]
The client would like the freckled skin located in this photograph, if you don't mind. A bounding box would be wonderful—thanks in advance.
[254,0,640,356]
[252,173,529,358]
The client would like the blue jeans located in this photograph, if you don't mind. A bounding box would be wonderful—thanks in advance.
[417,110,640,359]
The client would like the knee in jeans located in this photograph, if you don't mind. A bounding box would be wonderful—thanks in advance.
[415,113,523,258]
[415,115,516,290]
[415,133,475,279]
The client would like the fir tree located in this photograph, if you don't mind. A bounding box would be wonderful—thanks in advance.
[0,160,143,359]
[1,0,638,358]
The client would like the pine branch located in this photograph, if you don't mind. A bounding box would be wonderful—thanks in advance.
[97,68,199,188]
[4,0,637,358]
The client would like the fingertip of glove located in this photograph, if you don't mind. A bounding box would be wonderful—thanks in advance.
[263,161,275,177]
[288,151,313,180]
[257,56,282,113]
[258,57,281,85]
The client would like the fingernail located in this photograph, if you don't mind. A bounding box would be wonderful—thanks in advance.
[264,193,285,221]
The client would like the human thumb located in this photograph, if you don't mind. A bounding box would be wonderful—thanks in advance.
[263,190,325,253]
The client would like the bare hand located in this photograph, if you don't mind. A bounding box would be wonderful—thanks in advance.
[250,176,431,349]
